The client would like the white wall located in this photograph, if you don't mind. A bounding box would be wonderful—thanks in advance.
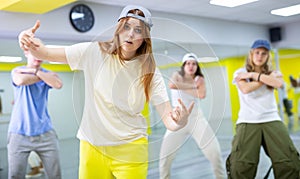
[276,21,300,49]
[47,72,83,139]
[0,72,14,114]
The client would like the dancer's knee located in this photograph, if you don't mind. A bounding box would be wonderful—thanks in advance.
[226,154,258,179]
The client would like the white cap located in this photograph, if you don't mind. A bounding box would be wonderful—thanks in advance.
[182,53,198,63]
[118,5,153,29]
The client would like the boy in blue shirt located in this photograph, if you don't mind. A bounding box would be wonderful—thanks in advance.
[8,50,63,179]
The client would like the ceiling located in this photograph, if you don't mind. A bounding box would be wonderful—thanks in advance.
[82,0,300,26]
[1,0,76,14]
[1,0,299,25]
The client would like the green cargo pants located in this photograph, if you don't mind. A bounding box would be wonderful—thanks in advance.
[226,121,300,179]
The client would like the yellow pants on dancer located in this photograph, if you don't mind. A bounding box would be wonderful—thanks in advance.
[79,137,148,179]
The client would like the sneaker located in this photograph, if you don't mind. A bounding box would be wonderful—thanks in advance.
[38,162,44,173]
[25,167,42,178]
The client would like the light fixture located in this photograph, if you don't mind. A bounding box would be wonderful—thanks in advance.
[271,4,300,17]
[48,61,66,64]
[210,0,258,7]
[0,56,22,62]
[198,57,219,63]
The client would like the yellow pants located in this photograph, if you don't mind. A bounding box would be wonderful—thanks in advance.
[79,138,148,179]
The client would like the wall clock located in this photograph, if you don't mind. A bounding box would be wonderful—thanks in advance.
[69,4,95,33]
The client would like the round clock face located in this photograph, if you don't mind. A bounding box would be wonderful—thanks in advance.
[69,4,94,33]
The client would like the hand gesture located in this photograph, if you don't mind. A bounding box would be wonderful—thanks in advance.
[170,99,194,128]
[19,20,41,51]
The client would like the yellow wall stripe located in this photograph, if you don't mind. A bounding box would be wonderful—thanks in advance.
[0,63,72,72]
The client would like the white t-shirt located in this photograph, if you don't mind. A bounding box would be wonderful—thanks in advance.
[65,42,169,146]
[233,68,281,124]
[294,87,300,94]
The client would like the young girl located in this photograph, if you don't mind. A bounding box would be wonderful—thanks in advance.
[18,5,194,179]
[226,39,300,179]
[159,53,226,179]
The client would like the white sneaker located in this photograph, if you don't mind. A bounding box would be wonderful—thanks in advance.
[25,167,42,178]
[25,172,42,178]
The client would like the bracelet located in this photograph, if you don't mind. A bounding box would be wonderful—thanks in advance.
[257,73,262,82]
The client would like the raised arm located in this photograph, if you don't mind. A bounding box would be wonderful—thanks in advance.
[12,67,63,89]
[235,71,283,94]
[168,72,196,90]
[169,72,205,99]
[183,76,206,99]
[12,68,40,86]
[155,99,194,131]
[259,71,284,88]
[35,70,63,89]
[235,72,263,94]
[18,20,68,64]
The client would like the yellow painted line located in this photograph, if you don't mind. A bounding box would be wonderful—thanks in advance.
[0,63,72,72]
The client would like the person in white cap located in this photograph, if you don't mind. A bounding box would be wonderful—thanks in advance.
[159,53,226,179]
[226,39,300,178]
[18,5,194,179]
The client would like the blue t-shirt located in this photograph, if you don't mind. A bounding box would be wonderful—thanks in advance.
[9,67,53,136]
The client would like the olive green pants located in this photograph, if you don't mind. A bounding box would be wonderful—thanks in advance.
[226,121,300,179]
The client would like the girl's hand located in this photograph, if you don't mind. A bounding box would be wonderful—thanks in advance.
[270,71,282,78]
[170,99,194,127]
[19,20,41,51]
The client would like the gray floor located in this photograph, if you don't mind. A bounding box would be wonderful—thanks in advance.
[0,118,299,179]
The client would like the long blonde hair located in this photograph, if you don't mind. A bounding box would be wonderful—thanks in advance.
[246,49,273,74]
[99,9,155,102]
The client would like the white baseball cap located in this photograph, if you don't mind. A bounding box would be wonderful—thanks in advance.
[118,5,153,29]
[182,53,198,63]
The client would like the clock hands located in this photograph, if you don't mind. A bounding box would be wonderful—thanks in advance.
[71,12,85,20]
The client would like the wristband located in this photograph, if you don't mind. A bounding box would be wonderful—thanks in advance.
[257,73,262,82]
